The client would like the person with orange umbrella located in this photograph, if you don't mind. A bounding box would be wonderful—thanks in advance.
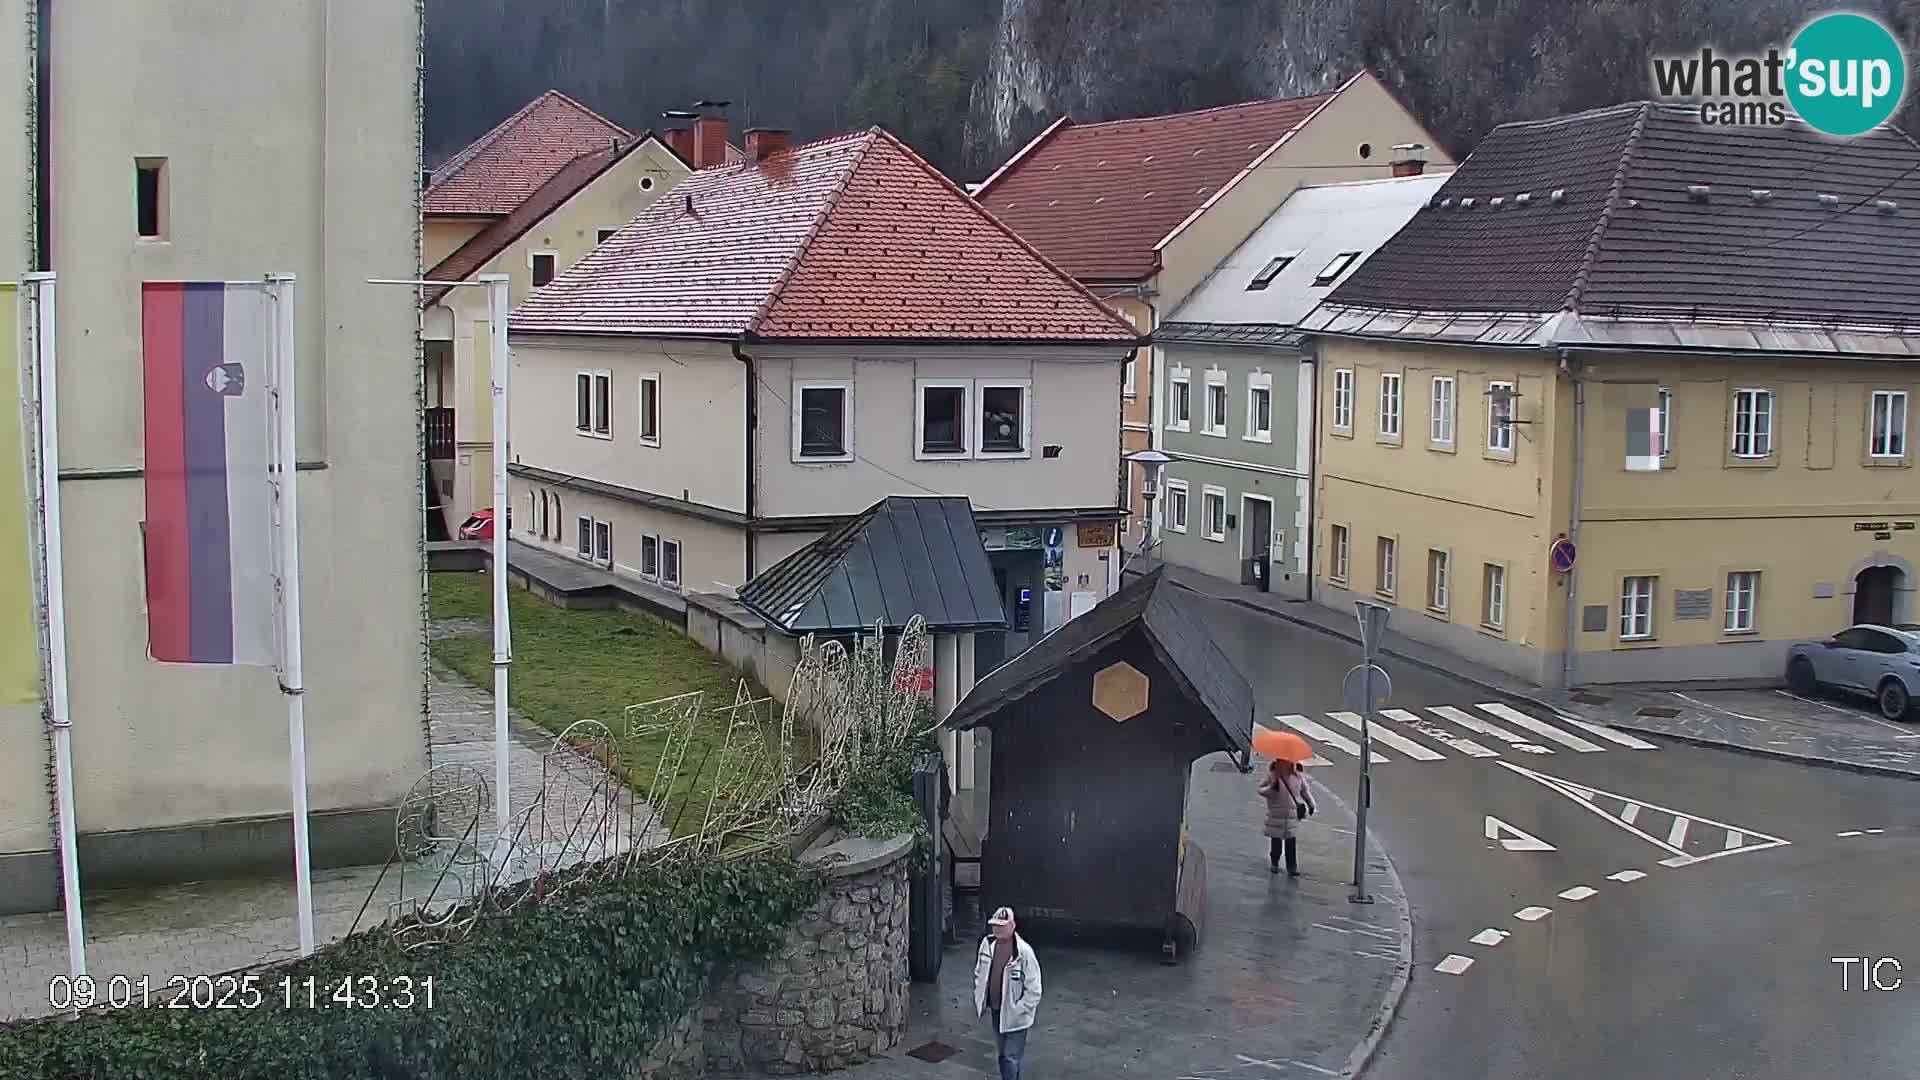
[1253,729,1317,877]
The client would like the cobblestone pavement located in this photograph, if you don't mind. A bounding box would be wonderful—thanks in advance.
[1544,685,1920,777]
[835,753,1409,1080]
[0,661,660,1022]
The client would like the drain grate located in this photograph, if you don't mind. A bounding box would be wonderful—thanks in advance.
[1572,692,1611,705]
[906,1041,962,1063]
[1634,706,1681,718]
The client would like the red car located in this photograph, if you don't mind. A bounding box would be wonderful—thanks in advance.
[457,509,495,541]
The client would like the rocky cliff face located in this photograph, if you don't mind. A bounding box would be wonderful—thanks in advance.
[424,0,1920,182]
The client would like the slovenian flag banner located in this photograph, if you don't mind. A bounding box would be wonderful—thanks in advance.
[141,282,277,666]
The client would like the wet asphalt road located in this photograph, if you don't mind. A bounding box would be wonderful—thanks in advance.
[1188,591,1920,1080]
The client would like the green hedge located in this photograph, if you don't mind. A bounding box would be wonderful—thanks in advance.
[0,853,821,1080]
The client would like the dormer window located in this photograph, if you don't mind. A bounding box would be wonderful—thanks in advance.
[1246,252,1300,291]
[1312,251,1362,287]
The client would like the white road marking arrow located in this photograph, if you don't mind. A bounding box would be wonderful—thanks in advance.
[1485,815,1556,851]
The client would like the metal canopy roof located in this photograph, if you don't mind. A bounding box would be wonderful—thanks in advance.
[941,566,1254,757]
[738,496,1008,636]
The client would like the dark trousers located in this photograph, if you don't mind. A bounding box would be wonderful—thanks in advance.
[1269,836,1298,875]
[988,1008,1028,1080]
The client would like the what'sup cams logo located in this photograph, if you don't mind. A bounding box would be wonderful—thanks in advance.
[1652,12,1908,137]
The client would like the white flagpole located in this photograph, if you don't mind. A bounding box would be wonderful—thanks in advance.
[268,274,315,955]
[483,273,512,858]
[23,272,85,982]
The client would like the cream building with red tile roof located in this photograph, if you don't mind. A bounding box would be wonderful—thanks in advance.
[975,72,1452,556]
[510,126,1144,676]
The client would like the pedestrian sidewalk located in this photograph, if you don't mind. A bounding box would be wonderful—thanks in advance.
[1135,558,1920,780]
[0,662,655,1022]
[835,754,1410,1080]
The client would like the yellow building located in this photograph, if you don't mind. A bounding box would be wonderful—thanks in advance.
[1302,102,1920,688]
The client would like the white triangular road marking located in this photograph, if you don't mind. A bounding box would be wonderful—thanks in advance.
[1494,760,1791,864]
[1485,814,1556,851]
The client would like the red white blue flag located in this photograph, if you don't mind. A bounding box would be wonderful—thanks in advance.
[141,282,277,666]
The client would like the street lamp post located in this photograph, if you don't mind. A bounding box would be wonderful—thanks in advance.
[1124,449,1172,557]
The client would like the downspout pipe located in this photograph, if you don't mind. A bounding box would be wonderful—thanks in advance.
[732,340,755,583]
[1560,348,1584,690]
[1302,339,1318,605]
[34,0,51,270]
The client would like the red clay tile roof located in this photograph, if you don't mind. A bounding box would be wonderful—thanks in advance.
[511,127,1142,343]
[974,93,1338,282]
[1324,102,1920,328]
[426,90,633,216]
[423,136,664,307]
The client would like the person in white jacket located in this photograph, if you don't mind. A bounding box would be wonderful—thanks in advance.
[973,906,1042,1080]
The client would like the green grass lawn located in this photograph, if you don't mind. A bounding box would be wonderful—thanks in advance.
[429,573,802,838]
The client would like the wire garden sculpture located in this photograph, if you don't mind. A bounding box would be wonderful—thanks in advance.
[364,615,942,951]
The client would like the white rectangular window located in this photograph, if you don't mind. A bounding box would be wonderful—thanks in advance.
[1482,564,1506,630]
[977,381,1032,456]
[1870,389,1908,459]
[1430,376,1455,445]
[1202,486,1227,542]
[1731,388,1773,458]
[1376,537,1397,597]
[1166,480,1189,533]
[1169,367,1192,431]
[638,373,661,446]
[640,534,660,580]
[916,380,970,457]
[1245,372,1273,443]
[576,516,593,558]
[794,381,852,460]
[1332,369,1354,432]
[1377,373,1402,438]
[1657,387,1673,458]
[1330,525,1350,583]
[1123,358,1136,397]
[531,250,558,288]
[1487,381,1515,453]
[594,520,611,563]
[1725,571,1759,633]
[1621,576,1656,640]
[576,370,612,437]
[661,539,682,590]
[1427,549,1449,612]
[1204,372,1229,437]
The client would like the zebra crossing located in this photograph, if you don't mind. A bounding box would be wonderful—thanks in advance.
[1268,702,1658,764]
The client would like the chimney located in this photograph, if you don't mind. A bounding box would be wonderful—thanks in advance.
[1390,142,1428,177]
[664,126,695,163]
[692,114,729,169]
[745,127,788,161]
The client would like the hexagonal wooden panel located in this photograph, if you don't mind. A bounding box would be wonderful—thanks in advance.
[1092,660,1149,722]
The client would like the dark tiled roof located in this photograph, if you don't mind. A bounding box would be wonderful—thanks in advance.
[511,127,1141,342]
[1324,102,1920,329]
[975,93,1338,282]
[943,566,1254,757]
[1155,321,1303,348]
[737,496,1007,635]
[424,136,665,306]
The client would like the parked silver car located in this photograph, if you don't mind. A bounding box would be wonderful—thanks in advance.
[1785,623,1920,721]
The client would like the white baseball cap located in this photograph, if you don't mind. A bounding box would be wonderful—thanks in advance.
[988,906,1015,926]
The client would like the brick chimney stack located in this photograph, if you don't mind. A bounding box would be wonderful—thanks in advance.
[689,99,733,169]
[745,128,788,161]
[664,127,695,163]
[1390,142,1428,177]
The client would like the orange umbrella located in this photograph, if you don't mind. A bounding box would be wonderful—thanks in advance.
[1253,726,1313,764]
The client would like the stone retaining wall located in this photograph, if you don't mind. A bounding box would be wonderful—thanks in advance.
[639,832,915,1079]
